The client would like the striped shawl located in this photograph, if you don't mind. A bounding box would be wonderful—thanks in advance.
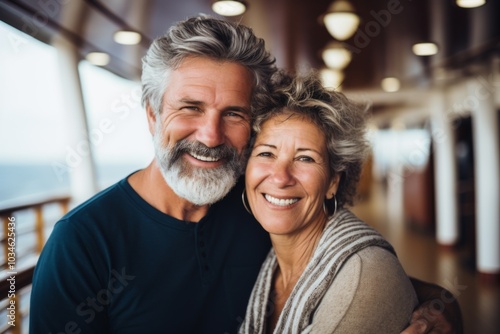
[239,209,394,334]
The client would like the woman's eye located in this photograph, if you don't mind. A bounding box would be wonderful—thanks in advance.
[256,151,273,158]
[297,156,315,162]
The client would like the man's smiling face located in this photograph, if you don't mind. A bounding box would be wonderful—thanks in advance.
[147,56,254,205]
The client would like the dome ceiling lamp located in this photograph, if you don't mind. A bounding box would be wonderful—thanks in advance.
[86,52,110,66]
[323,0,360,41]
[320,68,345,90]
[113,30,142,45]
[412,42,439,56]
[456,0,486,8]
[321,42,352,70]
[381,77,401,92]
[212,1,247,16]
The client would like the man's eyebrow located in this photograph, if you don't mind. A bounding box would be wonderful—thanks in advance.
[225,105,251,114]
[178,98,204,105]
[178,99,250,114]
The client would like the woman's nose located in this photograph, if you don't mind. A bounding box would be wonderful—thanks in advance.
[269,160,295,186]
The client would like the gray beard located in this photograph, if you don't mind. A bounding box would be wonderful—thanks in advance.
[153,126,246,206]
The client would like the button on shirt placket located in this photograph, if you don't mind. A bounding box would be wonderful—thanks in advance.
[196,224,211,285]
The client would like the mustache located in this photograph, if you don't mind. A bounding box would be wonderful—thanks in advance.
[167,139,241,168]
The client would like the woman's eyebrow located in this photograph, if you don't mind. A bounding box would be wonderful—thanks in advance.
[297,147,322,155]
[254,143,276,149]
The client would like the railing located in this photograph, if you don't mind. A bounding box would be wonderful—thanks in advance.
[0,194,71,334]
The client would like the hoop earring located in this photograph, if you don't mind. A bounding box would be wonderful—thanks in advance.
[332,193,337,217]
[324,193,338,217]
[242,188,252,215]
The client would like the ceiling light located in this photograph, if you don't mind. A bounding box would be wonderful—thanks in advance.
[320,68,344,90]
[412,42,439,56]
[323,1,360,41]
[114,30,142,45]
[85,52,110,66]
[381,77,400,92]
[456,0,486,8]
[212,0,247,16]
[322,42,352,70]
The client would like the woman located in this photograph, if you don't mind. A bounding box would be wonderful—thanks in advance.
[239,71,418,333]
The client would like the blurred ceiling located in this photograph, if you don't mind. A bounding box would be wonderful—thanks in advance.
[1,0,499,95]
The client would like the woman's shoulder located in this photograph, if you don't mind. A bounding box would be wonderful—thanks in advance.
[346,246,416,297]
[310,246,418,333]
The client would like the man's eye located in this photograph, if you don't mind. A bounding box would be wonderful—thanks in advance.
[182,106,200,111]
[225,111,250,121]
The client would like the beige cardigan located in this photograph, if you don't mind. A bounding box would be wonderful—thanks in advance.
[309,246,418,333]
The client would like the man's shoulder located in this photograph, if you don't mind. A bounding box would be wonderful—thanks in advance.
[45,177,141,252]
[62,177,133,223]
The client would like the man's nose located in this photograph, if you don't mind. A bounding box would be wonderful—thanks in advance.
[196,114,224,148]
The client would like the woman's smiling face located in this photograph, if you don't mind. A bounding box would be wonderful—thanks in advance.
[245,112,340,237]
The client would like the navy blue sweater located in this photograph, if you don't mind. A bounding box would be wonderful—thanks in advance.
[30,175,271,333]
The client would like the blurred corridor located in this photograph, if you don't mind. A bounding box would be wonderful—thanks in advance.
[352,178,500,334]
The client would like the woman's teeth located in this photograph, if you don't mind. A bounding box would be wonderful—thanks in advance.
[264,194,298,206]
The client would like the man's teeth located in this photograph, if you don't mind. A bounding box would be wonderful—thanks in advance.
[191,153,219,162]
[264,194,298,206]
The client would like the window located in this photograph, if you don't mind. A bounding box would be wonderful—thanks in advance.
[78,61,153,189]
[0,21,153,203]
[0,21,69,202]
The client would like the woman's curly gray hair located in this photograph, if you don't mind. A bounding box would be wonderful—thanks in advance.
[252,71,370,210]
[141,15,276,116]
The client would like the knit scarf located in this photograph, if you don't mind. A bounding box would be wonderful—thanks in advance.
[239,209,394,334]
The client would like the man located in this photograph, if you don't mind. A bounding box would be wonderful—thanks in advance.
[30,15,460,333]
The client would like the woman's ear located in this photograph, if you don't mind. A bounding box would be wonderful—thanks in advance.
[326,173,341,200]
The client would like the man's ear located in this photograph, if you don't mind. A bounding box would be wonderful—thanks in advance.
[146,104,157,135]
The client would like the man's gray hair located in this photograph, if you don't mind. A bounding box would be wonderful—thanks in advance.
[141,15,276,115]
